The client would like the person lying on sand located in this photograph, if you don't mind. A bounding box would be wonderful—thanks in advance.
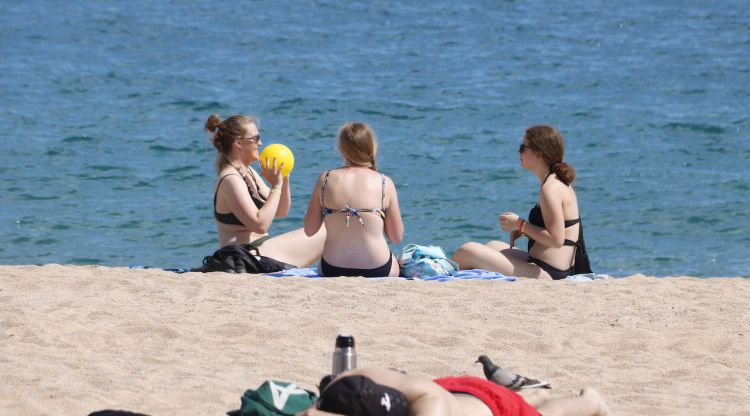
[297,367,611,416]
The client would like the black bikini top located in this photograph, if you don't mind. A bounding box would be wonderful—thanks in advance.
[527,204,580,251]
[213,171,266,226]
[527,173,581,252]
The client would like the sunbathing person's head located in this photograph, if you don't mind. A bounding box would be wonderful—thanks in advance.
[316,374,409,416]
[337,122,378,171]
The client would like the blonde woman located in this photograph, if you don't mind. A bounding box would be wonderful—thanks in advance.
[304,122,404,277]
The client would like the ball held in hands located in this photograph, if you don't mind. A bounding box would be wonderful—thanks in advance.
[260,144,295,176]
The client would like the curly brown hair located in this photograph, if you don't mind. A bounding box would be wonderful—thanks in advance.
[524,125,576,185]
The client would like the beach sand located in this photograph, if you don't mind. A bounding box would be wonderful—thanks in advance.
[1,264,747,415]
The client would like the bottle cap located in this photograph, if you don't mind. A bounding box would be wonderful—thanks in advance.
[335,334,355,348]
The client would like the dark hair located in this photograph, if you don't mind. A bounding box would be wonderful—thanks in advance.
[205,114,258,173]
[338,122,378,171]
[524,125,576,185]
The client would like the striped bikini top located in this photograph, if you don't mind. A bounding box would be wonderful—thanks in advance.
[320,169,386,226]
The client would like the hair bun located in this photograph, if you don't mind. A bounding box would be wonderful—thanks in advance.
[204,114,222,133]
[552,162,575,185]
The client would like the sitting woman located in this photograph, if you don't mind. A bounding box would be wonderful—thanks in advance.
[206,114,325,267]
[452,125,591,280]
[303,122,404,277]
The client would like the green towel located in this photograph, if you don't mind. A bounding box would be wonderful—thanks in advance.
[228,380,317,416]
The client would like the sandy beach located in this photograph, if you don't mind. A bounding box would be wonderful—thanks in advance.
[1,264,747,415]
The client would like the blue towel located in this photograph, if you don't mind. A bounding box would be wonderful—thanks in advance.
[265,267,323,278]
[264,267,515,282]
[132,265,612,282]
[419,269,515,282]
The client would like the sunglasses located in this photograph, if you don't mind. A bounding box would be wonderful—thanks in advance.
[239,134,261,144]
[519,143,532,153]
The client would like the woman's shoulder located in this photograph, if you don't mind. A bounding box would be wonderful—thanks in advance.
[540,175,569,196]
[216,170,244,187]
[324,167,384,178]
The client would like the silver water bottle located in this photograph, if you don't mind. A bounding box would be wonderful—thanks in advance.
[331,334,357,376]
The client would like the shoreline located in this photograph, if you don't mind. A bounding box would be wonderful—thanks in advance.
[1,264,748,415]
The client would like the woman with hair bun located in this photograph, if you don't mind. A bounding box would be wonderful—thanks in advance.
[452,125,591,280]
[303,122,404,277]
[205,113,325,267]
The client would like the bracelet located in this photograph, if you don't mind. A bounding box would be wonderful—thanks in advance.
[268,188,281,195]
[517,219,527,235]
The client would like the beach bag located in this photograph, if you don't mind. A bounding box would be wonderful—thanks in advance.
[398,243,459,278]
[192,245,295,274]
[228,380,317,416]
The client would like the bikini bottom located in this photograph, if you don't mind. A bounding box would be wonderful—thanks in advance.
[528,256,573,280]
[242,235,271,251]
[320,254,393,278]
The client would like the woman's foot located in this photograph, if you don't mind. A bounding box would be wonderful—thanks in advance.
[580,387,612,416]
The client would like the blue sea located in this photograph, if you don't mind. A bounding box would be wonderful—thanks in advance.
[1,1,748,277]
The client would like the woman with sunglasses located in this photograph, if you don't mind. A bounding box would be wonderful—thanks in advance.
[205,114,325,267]
[303,122,404,277]
[452,125,591,280]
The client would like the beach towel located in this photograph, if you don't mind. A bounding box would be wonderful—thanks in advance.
[131,265,612,281]
[264,268,516,282]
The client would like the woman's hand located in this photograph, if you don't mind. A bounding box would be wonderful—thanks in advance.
[260,156,284,187]
[499,212,521,232]
[509,229,523,249]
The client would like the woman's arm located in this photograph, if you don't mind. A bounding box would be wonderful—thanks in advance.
[249,165,291,218]
[303,173,324,237]
[222,175,282,234]
[499,183,566,248]
[275,176,291,217]
[530,183,567,247]
[383,176,404,244]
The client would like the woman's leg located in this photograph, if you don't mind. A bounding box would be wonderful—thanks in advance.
[535,387,612,416]
[387,252,400,277]
[451,241,551,279]
[519,389,552,408]
[259,226,326,267]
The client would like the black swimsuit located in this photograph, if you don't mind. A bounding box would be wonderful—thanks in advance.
[526,174,590,280]
[213,171,266,226]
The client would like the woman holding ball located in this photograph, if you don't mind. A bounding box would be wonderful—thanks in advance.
[205,113,325,267]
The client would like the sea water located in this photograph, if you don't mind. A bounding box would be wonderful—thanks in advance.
[1,1,748,277]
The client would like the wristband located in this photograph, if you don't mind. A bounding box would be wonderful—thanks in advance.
[517,219,526,235]
[268,188,281,195]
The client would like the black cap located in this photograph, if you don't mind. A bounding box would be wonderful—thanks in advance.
[317,375,409,416]
[335,334,355,348]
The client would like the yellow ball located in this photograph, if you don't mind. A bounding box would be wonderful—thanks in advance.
[260,143,295,177]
